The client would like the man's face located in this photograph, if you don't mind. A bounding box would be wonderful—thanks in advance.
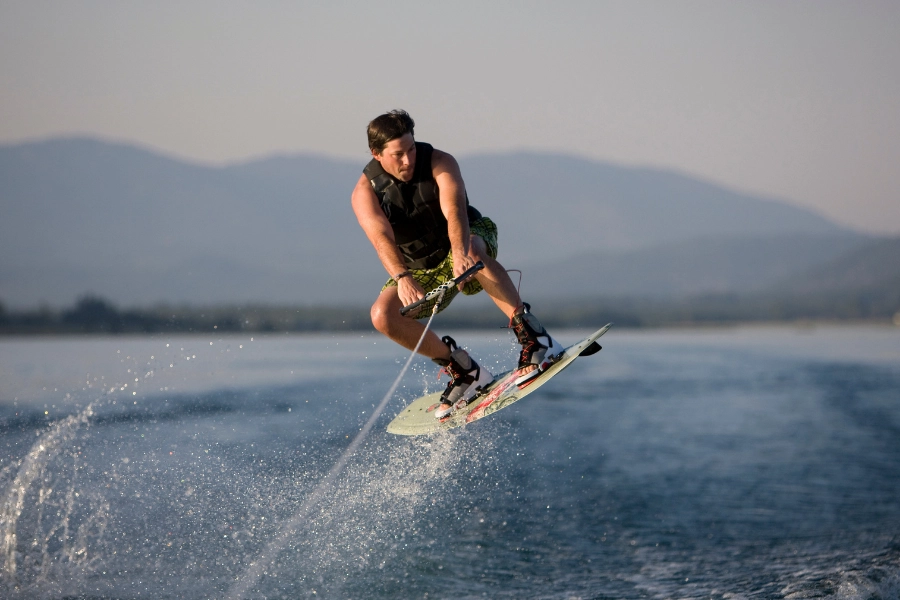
[373,133,416,182]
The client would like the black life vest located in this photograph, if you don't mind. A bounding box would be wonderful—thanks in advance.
[363,142,481,270]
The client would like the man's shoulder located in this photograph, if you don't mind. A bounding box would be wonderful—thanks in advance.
[429,147,461,177]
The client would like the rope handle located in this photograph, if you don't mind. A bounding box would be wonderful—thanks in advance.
[399,261,484,316]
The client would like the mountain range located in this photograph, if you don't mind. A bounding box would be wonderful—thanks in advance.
[1,137,896,315]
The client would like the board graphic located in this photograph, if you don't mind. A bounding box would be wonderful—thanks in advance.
[386,324,611,436]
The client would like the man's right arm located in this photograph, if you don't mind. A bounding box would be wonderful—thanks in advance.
[350,174,425,307]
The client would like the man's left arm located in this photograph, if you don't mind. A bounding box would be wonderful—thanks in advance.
[433,149,477,283]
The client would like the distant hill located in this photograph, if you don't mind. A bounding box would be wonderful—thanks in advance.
[759,236,900,319]
[459,152,845,259]
[769,236,900,295]
[524,233,869,300]
[1,138,380,307]
[0,137,867,309]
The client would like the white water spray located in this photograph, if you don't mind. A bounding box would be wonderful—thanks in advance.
[226,294,446,599]
[0,404,95,581]
[0,344,161,586]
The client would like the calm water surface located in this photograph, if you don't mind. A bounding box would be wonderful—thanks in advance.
[1,325,899,599]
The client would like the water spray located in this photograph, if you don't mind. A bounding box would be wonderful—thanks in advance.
[226,262,483,598]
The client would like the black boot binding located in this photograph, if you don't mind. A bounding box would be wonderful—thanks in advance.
[511,303,559,387]
[432,336,493,419]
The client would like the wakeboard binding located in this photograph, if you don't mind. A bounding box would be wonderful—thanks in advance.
[432,336,493,419]
[511,303,560,387]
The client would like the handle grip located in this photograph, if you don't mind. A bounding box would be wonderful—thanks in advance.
[399,261,485,316]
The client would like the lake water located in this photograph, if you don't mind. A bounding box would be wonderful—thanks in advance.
[1,325,899,599]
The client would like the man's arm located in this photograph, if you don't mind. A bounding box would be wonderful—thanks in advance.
[350,174,426,307]
[432,149,477,283]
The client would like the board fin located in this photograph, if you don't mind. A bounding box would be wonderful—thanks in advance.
[579,342,602,357]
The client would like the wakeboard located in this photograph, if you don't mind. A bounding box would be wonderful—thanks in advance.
[386,323,612,436]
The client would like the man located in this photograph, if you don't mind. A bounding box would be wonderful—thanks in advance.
[351,110,557,419]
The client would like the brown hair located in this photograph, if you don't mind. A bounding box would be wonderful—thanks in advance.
[367,110,415,153]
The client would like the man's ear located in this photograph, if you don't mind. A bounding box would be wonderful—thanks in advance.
[371,148,382,162]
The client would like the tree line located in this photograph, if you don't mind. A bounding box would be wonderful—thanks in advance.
[1,290,897,336]
[0,296,371,335]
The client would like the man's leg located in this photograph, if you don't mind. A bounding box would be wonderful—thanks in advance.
[467,234,558,384]
[468,235,522,318]
[371,285,492,418]
[467,235,553,379]
[370,286,451,361]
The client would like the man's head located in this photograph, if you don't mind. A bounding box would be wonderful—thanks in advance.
[368,110,417,181]
[367,110,415,153]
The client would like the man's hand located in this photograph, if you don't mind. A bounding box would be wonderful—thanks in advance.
[397,276,426,312]
[452,249,478,291]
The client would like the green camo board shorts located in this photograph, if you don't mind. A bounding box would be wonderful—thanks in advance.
[383,216,499,319]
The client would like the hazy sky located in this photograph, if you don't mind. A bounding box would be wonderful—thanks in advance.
[2,1,899,234]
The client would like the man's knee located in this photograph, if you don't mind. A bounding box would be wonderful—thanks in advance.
[371,293,404,334]
[371,301,390,334]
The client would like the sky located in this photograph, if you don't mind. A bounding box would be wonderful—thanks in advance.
[2,1,899,235]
